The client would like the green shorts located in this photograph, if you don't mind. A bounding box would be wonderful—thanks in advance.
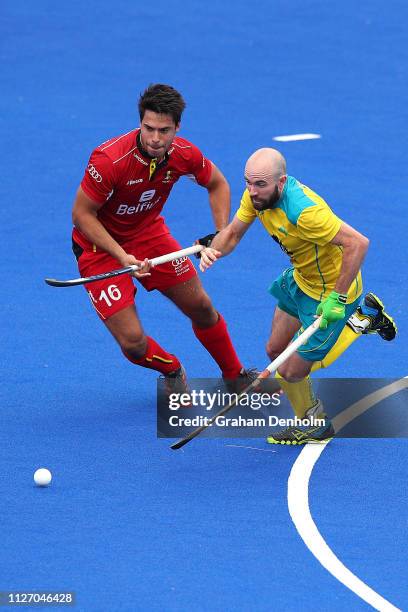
[268,268,361,362]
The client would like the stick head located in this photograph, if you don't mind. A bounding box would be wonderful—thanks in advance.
[170,438,189,450]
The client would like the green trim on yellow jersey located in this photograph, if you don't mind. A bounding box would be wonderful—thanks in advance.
[236,176,362,303]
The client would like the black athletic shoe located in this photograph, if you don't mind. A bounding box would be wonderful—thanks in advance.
[347,292,397,341]
[161,365,191,398]
[267,414,335,445]
[223,367,258,393]
[236,367,261,384]
[224,368,282,397]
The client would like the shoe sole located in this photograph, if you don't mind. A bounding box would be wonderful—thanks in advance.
[365,293,398,339]
[266,435,334,445]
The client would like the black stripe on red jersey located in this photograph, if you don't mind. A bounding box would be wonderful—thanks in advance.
[72,240,84,261]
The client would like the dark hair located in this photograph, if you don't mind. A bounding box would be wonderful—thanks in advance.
[138,84,186,125]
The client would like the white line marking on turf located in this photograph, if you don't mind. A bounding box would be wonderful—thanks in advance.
[273,133,321,142]
[225,444,277,453]
[288,378,408,611]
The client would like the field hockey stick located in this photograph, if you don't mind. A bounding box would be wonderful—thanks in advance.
[45,244,204,287]
[170,316,322,450]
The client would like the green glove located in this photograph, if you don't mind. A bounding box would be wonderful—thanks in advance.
[316,291,347,329]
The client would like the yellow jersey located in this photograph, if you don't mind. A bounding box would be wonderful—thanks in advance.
[236,176,362,303]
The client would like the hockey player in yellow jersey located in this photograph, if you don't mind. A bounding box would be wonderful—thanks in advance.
[198,148,397,444]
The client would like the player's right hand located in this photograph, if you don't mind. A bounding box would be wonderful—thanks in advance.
[120,254,151,278]
[194,231,219,258]
[199,247,222,273]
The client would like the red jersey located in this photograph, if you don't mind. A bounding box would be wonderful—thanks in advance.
[73,129,212,248]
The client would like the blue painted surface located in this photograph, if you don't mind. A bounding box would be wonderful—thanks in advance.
[1,1,407,609]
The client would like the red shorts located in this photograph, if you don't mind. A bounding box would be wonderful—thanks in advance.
[74,233,197,320]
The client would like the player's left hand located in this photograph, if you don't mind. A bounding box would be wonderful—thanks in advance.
[316,291,347,329]
[199,247,222,272]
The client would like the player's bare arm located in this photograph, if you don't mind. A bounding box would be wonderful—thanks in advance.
[72,187,151,277]
[199,215,253,272]
[205,163,231,230]
[330,222,369,294]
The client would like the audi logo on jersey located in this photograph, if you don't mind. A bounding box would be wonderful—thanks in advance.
[172,257,188,267]
[87,164,103,183]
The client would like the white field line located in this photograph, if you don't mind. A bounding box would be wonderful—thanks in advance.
[273,133,321,142]
[288,378,407,611]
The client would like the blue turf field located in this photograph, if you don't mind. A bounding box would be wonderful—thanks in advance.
[2,1,407,610]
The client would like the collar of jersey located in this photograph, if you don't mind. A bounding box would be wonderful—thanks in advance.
[136,130,170,167]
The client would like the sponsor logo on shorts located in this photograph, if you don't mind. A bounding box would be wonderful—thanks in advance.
[172,256,190,276]
[87,164,102,182]
[171,257,188,267]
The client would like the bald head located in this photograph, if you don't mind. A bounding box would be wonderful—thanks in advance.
[245,148,287,182]
[244,148,287,211]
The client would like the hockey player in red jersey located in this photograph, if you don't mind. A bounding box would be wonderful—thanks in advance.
[72,83,247,388]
